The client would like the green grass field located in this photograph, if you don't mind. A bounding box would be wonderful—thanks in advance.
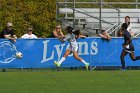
[0,70,140,93]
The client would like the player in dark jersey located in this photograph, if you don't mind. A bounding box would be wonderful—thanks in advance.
[120,23,140,71]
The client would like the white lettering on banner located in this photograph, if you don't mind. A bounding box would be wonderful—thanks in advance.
[78,42,89,55]
[41,40,98,63]
[54,44,65,61]
[91,42,98,55]
[41,40,54,63]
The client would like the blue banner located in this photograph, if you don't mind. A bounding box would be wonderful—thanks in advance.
[0,38,140,68]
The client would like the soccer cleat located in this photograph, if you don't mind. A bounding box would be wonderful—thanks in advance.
[120,68,126,71]
[85,63,89,70]
[54,61,60,67]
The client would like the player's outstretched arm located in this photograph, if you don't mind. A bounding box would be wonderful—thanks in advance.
[79,35,86,39]
[59,37,65,43]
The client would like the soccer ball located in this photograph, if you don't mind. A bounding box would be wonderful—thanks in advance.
[16,52,23,59]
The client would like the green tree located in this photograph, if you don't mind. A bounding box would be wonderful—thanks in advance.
[0,0,56,37]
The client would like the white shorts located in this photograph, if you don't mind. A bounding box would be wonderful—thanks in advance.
[68,45,78,51]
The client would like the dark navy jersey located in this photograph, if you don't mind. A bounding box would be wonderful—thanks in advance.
[0,28,15,38]
[123,29,132,45]
[123,29,134,52]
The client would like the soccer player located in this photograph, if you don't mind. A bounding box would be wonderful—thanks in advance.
[54,26,89,70]
[124,16,134,36]
[120,23,140,71]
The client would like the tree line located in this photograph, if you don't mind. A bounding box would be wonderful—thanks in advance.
[0,0,56,38]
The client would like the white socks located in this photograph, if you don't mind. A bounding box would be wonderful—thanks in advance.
[81,59,87,65]
[58,57,87,65]
[58,57,65,65]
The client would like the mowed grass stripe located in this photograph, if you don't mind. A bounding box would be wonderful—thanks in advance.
[0,70,140,93]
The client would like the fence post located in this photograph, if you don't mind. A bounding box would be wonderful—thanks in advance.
[136,0,138,9]
[73,0,75,29]
[117,9,121,37]
[99,0,103,33]
[65,0,67,8]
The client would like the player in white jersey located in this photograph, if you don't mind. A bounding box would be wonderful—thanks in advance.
[64,31,78,51]
[54,26,89,70]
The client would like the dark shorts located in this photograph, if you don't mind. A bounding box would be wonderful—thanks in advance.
[122,43,134,53]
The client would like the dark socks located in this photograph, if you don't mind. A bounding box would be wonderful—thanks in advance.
[120,56,125,69]
[136,56,140,60]
[132,56,140,61]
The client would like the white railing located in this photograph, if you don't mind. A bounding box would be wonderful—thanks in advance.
[134,28,140,37]
[106,23,121,36]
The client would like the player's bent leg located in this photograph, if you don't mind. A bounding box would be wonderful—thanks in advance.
[63,49,71,58]
[129,52,140,61]
[73,51,89,70]
[129,52,137,61]
[73,51,82,61]
[120,50,128,70]
[54,49,71,67]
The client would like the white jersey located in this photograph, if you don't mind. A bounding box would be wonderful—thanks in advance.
[64,33,78,51]
[127,24,132,32]
[21,34,37,39]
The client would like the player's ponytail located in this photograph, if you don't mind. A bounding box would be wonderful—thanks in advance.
[66,26,81,37]
[72,29,81,38]
[72,29,81,35]
[121,23,128,30]
[66,26,73,33]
